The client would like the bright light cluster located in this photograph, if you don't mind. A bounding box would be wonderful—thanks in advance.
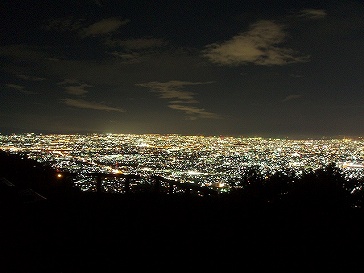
[1,133,363,193]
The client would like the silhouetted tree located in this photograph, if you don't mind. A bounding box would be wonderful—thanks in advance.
[287,163,351,209]
[265,170,296,203]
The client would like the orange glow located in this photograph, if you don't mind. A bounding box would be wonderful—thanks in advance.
[56,173,63,179]
[112,169,122,174]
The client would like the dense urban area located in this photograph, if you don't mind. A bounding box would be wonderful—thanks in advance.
[2,133,364,272]
[1,133,364,193]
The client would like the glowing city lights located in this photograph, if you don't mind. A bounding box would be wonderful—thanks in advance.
[1,133,363,193]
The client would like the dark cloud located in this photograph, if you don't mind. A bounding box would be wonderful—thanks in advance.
[6,83,26,91]
[62,98,124,112]
[282,94,302,102]
[43,18,86,32]
[81,18,130,37]
[136,81,208,102]
[136,81,220,119]
[58,79,92,96]
[168,104,221,120]
[44,17,130,39]
[16,74,46,81]
[106,37,167,49]
[5,84,37,94]
[297,9,327,20]
[0,45,51,61]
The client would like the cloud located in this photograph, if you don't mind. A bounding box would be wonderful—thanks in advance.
[6,83,26,91]
[17,74,46,81]
[63,85,92,96]
[92,0,103,7]
[5,83,38,94]
[136,80,220,119]
[297,9,327,20]
[0,44,50,60]
[110,52,138,59]
[46,57,61,62]
[58,79,79,85]
[81,18,129,37]
[44,17,129,41]
[109,51,143,63]
[62,98,124,112]
[289,74,305,78]
[168,104,221,120]
[106,38,167,49]
[282,94,302,102]
[58,79,92,96]
[58,80,123,112]
[44,18,85,32]
[106,37,168,63]
[203,20,309,66]
[136,81,213,103]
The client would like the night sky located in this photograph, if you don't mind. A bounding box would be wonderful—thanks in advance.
[1,0,363,138]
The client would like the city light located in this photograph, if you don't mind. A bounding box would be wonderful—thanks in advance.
[1,133,363,193]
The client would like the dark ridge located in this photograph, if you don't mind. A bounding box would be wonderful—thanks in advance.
[1,151,364,272]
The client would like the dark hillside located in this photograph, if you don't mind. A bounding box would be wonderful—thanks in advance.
[1,151,364,272]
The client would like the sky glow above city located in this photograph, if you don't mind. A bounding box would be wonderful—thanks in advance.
[1,0,364,138]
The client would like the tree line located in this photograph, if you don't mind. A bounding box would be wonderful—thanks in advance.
[1,150,364,210]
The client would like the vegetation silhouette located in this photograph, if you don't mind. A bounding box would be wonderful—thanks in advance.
[1,151,364,272]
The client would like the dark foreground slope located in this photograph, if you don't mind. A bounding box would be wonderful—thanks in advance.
[1,151,364,273]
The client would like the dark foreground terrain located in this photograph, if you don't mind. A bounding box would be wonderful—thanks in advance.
[1,151,364,272]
